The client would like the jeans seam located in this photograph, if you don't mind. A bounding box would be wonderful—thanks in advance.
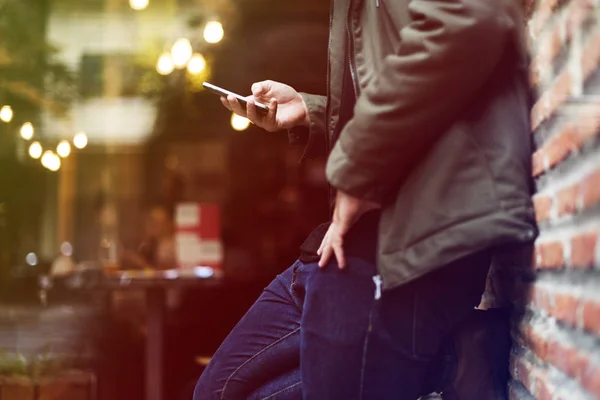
[359,305,375,400]
[259,381,302,400]
[412,288,418,357]
[220,327,301,400]
[289,261,303,313]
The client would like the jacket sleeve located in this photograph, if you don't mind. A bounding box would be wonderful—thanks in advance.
[326,0,516,202]
[288,93,328,158]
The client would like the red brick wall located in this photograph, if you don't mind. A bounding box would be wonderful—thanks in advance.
[496,0,600,399]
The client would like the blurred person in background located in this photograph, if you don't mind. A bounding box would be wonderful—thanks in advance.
[195,0,537,398]
[123,205,177,271]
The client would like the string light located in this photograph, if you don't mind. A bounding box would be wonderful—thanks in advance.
[28,142,42,159]
[20,122,34,140]
[171,38,193,68]
[187,53,206,75]
[0,106,13,123]
[129,0,149,10]
[41,151,61,171]
[57,140,71,158]
[73,132,88,149]
[203,21,224,44]
[231,113,250,131]
[156,53,175,75]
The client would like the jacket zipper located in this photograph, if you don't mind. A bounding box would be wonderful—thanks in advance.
[325,0,335,211]
[324,0,334,156]
[346,0,360,99]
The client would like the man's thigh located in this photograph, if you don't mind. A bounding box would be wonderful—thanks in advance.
[194,261,304,400]
[362,251,492,399]
[299,258,379,400]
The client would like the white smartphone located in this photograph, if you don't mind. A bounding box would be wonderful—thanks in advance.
[202,82,269,113]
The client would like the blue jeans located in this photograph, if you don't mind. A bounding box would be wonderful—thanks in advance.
[194,252,490,400]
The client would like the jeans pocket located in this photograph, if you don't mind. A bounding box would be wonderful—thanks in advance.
[289,260,305,310]
[369,284,428,361]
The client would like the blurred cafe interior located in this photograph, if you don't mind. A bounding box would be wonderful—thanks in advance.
[0,0,330,399]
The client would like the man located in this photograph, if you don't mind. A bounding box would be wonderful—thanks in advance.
[195,0,536,398]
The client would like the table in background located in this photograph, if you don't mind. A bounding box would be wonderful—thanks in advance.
[102,269,224,400]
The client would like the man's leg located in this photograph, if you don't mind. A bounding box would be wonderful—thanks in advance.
[194,261,304,400]
[299,257,379,399]
[362,251,492,399]
[300,252,490,400]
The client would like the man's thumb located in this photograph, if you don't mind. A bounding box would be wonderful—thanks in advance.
[251,81,269,96]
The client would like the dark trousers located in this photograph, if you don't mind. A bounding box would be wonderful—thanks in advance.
[194,251,490,400]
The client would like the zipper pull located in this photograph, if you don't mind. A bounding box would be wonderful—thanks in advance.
[372,275,383,300]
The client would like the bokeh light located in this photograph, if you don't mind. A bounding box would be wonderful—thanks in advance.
[171,38,193,68]
[0,105,13,123]
[187,53,206,75]
[231,113,250,131]
[129,0,149,10]
[203,21,224,44]
[57,140,71,158]
[20,122,34,140]
[156,52,175,75]
[73,132,88,149]
[28,141,42,159]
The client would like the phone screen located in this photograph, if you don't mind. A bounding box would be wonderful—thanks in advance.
[203,82,269,113]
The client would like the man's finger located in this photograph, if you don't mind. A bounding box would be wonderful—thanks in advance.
[227,95,247,116]
[246,98,260,125]
[332,237,346,269]
[319,243,332,268]
[317,230,328,256]
[251,81,270,97]
[220,96,232,111]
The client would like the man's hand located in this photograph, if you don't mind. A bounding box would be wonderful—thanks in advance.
[221,80,309,132]
[317,191,379,269]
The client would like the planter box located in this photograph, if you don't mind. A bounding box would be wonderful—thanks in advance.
[0,371,94,400]
[0,376,35,400]
[38,371,95,400]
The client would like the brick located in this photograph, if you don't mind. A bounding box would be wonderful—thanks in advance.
[536,241,565,269]
[554,293,580,326]
[581,361,600,396]
[529,0,594,88]
[531,283,553,311]
[556,185,578,216]
[533,195,553,221]
[581,27,600,78]
[532,26,600,132]
[529,0,563,38]
[571,232,598,268]
[582,299,600,336]
[532,70,572,131]
[514,355,533,390]
[535,373,554,400]
[581,170,600,210]
[532,150,546,177]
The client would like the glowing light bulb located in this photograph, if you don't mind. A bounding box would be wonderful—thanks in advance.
[73,132,88,149]
[231,113,250,131]
[28,141,42,159]
[41,151,55,169]
[47,153,61,171]
[203,21,224,44]
[129,0,149,10]
[57,140,71,158]
[26,252,38,266]
[0,105,13,123]
[171,38,193,68]
[156,53,174,75]
[20,122,34,140]
[187,53,206,75]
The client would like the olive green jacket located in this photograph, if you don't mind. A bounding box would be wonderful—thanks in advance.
[294,0,537,290]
